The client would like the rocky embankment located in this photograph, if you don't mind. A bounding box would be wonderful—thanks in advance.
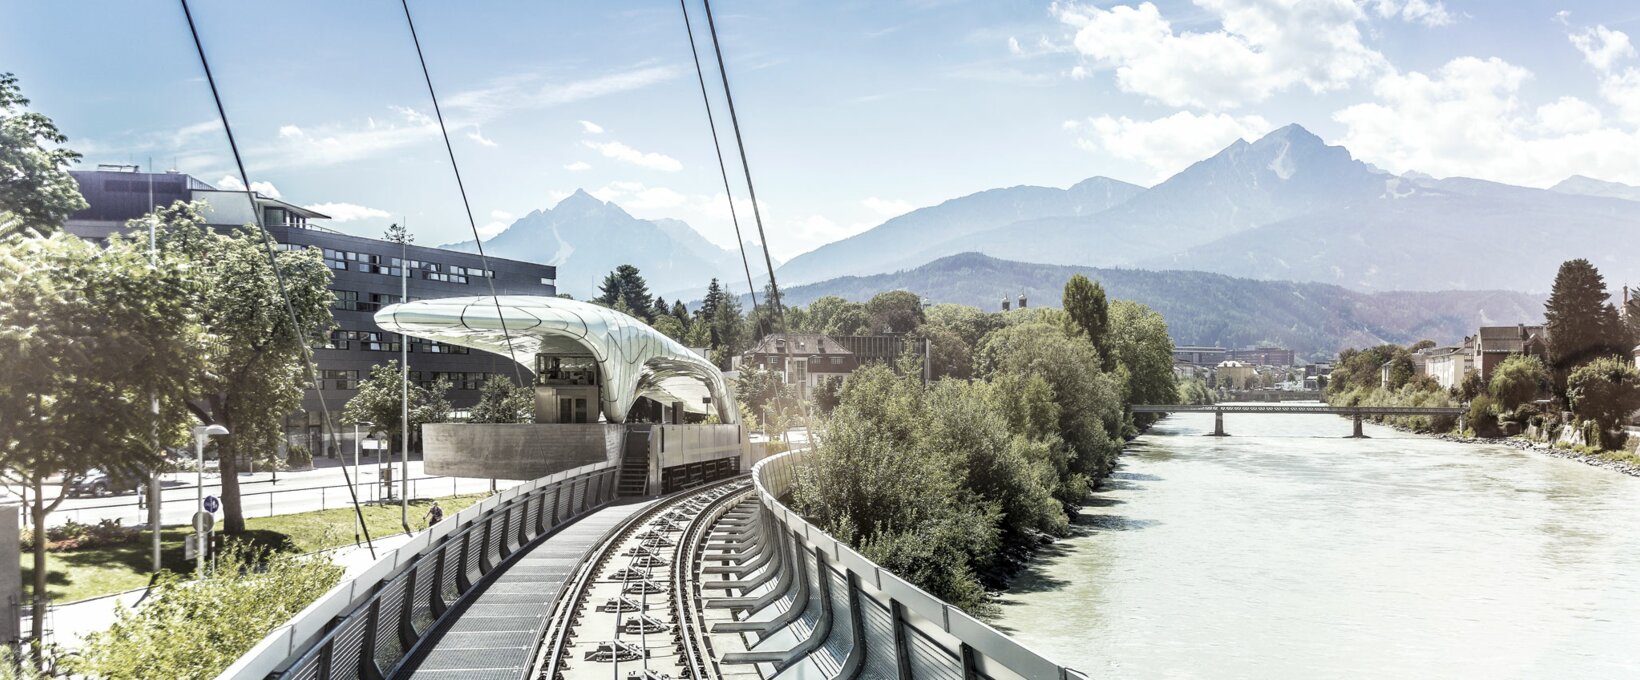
[1437,433,1640,477]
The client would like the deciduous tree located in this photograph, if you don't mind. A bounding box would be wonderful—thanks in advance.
[865,290,924,334]
[0,232,199,651]
[1063,274,1111,367]
[1489,354,1548,413]
[152,203,334,535]
[341,361,452,460]
[0,73,87,239]
[1566,356,1640,449]
[467,375,533,424]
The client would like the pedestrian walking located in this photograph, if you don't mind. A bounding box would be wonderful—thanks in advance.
[423,500,444,531]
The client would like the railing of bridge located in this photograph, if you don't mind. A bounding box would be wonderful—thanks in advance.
[218,462,619,680]
[736,448,1088,680]
[1130,404,1465,414]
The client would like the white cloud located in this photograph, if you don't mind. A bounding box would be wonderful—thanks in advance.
[215,175,282,199]
[489,209,514,221]
[445,66,680,118]
[304,202,390,222]
[564,161,593,172]
[587,181,689,212]
[1051,0,1387,109]
[1333,56,1640,186]
[1064,111,1274,181]
[478,221,509,238]
[1569,25,1636,73]
[582,140,682,172]
[579,120,605,134]
[1368,0,1454,28]
[860,197,915,217]
[466,127,497,147]
[1008,36,1024,56]
[267,106,439,168]
[1567,25,1640,123]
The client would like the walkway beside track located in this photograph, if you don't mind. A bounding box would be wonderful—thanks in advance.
[403,499,656,679]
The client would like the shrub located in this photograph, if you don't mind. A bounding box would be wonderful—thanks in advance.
[1489,354,1549,413]
[1566,356,1640,449]
[21,518,139,552]
[76,544,342,679]
[1467,395,1499,437]
[285,443,313,470]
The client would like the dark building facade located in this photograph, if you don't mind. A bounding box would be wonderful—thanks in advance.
[65,167,557,455]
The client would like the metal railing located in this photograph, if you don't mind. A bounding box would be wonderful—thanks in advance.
[219,462,619,680]
[711,448,1088,680]
[42,475,513,527]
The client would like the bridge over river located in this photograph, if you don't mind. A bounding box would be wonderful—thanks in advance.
[1132,403,1465,437]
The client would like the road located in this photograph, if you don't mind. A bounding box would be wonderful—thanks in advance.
[4,454,520,528]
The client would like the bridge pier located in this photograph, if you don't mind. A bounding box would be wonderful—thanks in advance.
[1207,410,1229,437]
[1348,413,1368,439]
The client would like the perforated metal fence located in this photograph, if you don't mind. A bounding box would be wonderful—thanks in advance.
[723,450,1089,680]
[220,462,618,680]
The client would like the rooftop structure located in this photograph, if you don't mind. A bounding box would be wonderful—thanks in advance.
[375,296,738,424]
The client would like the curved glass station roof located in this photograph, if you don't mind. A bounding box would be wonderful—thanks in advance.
[376,296,738,424]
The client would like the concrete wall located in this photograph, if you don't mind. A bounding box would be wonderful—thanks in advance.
[0,503,15,645]
[422,423,624,480]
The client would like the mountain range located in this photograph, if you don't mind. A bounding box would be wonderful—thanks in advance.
[440,189,778,299]
[775,124,1639,293]
[769,252,1545,358]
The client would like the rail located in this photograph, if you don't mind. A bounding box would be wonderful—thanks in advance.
[1131,404,1464,415]
[715,448,1088,680]
[218,461,620,679]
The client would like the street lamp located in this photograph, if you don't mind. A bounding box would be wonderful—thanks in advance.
[352,421,372,544]
[192,423,229,577]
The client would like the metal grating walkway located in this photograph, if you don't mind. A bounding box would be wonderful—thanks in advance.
[403,500,656,679]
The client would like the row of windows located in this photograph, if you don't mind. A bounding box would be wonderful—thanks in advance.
[409,371,492,391]
[314,369,493,391]
[324,329,470,355]
[321,248,496,283]
[332,290,397,313]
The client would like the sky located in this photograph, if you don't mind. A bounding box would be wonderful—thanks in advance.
[4,0,1640,260]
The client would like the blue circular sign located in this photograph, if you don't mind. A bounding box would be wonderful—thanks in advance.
[203,495,220,513]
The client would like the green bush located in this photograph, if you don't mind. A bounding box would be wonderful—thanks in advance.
[21,518,138,553]
[285,443,313,469]
[1468,395,1499,437]
[1566,356,1640,449]
[76,544,342,679]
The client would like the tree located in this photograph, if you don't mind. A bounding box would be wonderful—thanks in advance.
[976,320,1125,478]
[1566,356,1640,449]
[1545,259,1626,389]
[383,222,412,245]
[1625,293,1640,348]
[652,314,686,341]
[1106,300,1177,419]
[1489,354,1549,414]
[595,264,654,321]
[468,375,533,424]
[0,232,199,651]
[1062,275,1111,367]
[77,545,342,679]
[0,73,87,239]
[866,290,924,334]
[342,361,452,460]
[651,296,670,324]
[152,203,334,535]
[670,300,690,325]
[803,295,870,336]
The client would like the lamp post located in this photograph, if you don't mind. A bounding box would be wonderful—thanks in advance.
[192,424,229,577]
[352,421,371,543]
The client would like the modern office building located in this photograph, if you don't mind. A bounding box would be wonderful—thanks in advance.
[64,166,558,455]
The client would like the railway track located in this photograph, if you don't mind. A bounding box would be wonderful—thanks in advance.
[532,477,752,680]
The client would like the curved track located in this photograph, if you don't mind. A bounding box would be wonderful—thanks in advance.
[533,477,752,680]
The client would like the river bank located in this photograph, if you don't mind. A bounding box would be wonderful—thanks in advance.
[1436,432,1640,477]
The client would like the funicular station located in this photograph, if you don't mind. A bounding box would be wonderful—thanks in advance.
[223,296,1083,680]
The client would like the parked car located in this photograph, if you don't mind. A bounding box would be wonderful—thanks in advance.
[67,468,142,498]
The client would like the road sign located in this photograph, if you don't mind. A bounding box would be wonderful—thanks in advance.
[192,511,214,533]
[203,495,220,513]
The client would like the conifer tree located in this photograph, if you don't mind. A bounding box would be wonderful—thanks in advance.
[1544,259,1625,393]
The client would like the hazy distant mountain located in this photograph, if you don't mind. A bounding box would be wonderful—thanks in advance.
[1549,175,1640,202]
[774,124,1640,294]
[1145,176,1640,292]
[772,252,1544,358]
[442,190,773,299]
[774,176,1144,286]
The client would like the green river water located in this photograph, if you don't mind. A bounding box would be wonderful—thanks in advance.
[993,409,1640,678]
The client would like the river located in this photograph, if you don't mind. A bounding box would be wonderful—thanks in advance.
[993,409,1640,678]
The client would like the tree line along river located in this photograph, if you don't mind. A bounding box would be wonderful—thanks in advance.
[994,408,1640,679]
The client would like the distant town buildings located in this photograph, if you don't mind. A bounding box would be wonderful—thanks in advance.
[1473,325,1549,382]
[65,166,559,455]
[1418,339,1475,390]
[1173,345,1228,366]
[1229,346,1296,366]
[741,333,923,399]
[1215,360,1256,390]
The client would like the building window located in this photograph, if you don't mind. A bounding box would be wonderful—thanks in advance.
[325,329,352,350]
[411,371,487,390]
[540,277,555,286]
[318,369,358,390]
[830,357,843,365]
[322,248,347,270]
[409,337,468,355]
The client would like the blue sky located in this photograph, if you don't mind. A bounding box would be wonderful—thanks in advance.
[5,1,1639,259]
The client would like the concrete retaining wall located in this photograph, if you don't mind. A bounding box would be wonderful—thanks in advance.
[649,424,745,488]
[423,423,624,480]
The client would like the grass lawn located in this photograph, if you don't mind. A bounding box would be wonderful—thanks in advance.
[23,493,490,604]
